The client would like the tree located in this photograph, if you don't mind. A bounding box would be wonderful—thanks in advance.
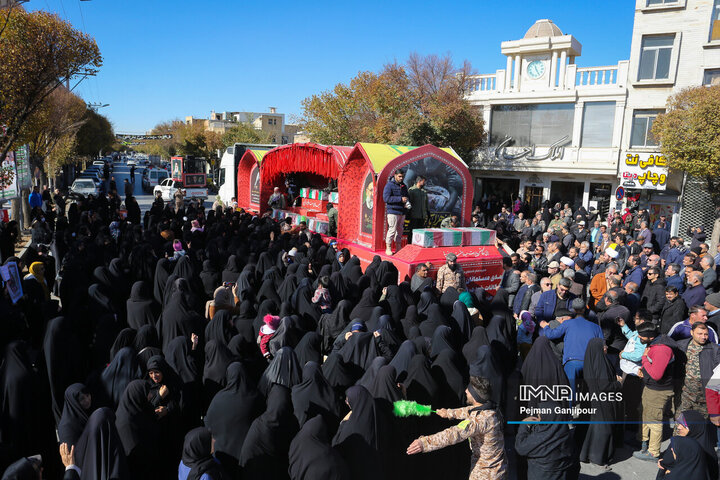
[75,108,114,158]
[652,85,720,214]
[221,122,272,147]
[0,8,102,165]
[22,87,87,184]
[300,53,485,159]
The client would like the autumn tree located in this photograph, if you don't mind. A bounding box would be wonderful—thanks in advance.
[0,8,102,164]
[652,85,720,215]
[300,53,485,159]
[21,87,87,185]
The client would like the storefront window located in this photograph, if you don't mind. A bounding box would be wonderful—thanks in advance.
[550,181,584,211]
[491,103,574,147]
[589,183,612,218]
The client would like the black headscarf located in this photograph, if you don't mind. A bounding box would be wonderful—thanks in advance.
[469,345,503,410]
[182,427,227,480]
[240,384,299,480]
[164,336,200,384]
[158,280,205,350]
[99,346,141,409]
[370,365,403,405]
[257,346,302,396]
[205,310,236,346]
[199,260,221,298]
[109,328,137,361]
[294,331,322,366]
[403,354,440,405]
[356,356,389,390]
[429,325,457,359]
[57,383,91,446]
[389,340,417,383]
[462,326,489,365]
[349,288,379,323]
[202,340,235,401]
[126,281,158,329]
[153,258,171,305]
[115,379,158,456]
[400,305,419,339]
[450,300,473,344]
[318,299,352,354]
[75,407,129,480]
[332,385,388,480]
[514,400,575,468]
[43,316,84,424]
[416,291,437,320]
[291,277,321,330]
[338,332,379,380]
[381,284,407,325]
[432,350,468,408]
[664,436,712,480]
[291,361,343,428]
[267,316,304,356]
[419,304,446,338]
[204,362,264,463]
[288,415,351,480]
[221,255,241,284]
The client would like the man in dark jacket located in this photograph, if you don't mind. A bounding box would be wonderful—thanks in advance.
[682,272,706,309]
[382,169,409,256]
[676,323,720,415]
[534,278,576,323]
[664,263,685,293]
[513,271,540,317]
[623,255,643,288]
[641,266,666,321]
[659,285,688,334]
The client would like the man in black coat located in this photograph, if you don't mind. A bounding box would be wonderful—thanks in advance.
[641,266,666,321]
[659,285,688,334]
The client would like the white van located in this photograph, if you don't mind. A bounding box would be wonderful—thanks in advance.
[142,168,169,192]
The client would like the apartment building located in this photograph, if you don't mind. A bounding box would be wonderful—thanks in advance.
[185,107,299,144]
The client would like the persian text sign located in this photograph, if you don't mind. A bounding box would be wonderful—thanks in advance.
[618,152,668,190]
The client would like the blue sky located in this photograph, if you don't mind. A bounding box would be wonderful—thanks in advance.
[29,0,635,134]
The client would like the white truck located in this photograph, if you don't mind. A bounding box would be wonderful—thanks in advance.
[153,178,207,202]
[217,143,275,205]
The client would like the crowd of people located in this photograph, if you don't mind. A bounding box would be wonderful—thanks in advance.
[0,178,719,480]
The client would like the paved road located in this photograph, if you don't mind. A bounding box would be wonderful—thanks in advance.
[105,161,154,214]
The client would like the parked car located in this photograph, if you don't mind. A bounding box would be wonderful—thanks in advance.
[70,178,100,196]
[92,160,106,167]
[142,168,169,192]
[127,159,137,166]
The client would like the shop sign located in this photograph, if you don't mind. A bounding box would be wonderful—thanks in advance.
[618,152,668,190]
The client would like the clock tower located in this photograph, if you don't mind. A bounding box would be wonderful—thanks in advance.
[500,19,582,93]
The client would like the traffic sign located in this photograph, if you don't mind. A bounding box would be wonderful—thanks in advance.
[615,186,625,201]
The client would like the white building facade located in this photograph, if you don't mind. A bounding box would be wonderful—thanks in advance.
[621,0,720,233]
[467,19,628,219]
[468,5,720,231]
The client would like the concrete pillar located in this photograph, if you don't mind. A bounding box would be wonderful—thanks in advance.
[550,51,558,88]
[559,50,568,89]
[505,56,513,91]
[513,55,521,91]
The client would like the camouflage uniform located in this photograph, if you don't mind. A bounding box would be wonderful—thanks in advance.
[419,406,507,480]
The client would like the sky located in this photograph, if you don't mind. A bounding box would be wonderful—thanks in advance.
[29,0,636,134]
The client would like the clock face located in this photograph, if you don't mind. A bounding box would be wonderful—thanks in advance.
[527,60,546,79]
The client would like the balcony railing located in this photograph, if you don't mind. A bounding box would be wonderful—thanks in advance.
[467,74,497,92]
[466,60,628,94]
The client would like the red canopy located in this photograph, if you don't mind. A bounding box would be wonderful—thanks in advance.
[260,143,352,185]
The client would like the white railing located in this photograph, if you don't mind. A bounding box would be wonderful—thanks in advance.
[576,66,618,86]
[467,74,497,92]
